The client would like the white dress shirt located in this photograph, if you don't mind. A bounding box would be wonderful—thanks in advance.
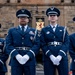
[50,24,57,32]
[19,25,28,32]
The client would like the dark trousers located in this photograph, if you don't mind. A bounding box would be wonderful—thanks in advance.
[0,72,5,75]
[11,65,36,75]
[44,59,68,75]
[72,70,75,75]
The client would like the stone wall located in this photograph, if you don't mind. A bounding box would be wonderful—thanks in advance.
[0,5,75,37]
[0,0,60,4]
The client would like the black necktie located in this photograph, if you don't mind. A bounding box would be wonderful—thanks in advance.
[22,26,24,33]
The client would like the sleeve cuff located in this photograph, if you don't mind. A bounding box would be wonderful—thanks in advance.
[60,50,66,56]
[29,50,35,57]
[9,49,16,57]
[0,60,4,65]
[45,50,50,55]
[45,50,51,57]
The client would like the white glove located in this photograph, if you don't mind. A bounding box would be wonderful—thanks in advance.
[21,54,30,64]
[54,55,62,66]
[56,55,62,61]
[50,55,56,64]
[15,54,23,64]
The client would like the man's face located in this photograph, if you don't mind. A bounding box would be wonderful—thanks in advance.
[48,14,58,23]
[18,16,29,25]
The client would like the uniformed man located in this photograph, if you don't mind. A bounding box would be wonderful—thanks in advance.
[0,38,8,75]
[40,7,69,75]
[5,8,40,75]
[69,17,75,75]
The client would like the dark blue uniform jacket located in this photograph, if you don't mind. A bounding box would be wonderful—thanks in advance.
[0,39,8,72]
[69,33,75,70]
[40,25,69,61]
[5,26,40,66]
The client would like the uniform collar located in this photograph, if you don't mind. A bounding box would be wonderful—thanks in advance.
[19,25,28,30]
[50,24,57,28]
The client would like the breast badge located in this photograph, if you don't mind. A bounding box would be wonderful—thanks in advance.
[60,30,62,32]
[29,31,34,35]
[46,31,50,34]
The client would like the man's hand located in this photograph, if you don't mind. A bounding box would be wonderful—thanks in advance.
[16,54,30,65]
[54,55,62,66]
[50,55,62,66]
[15,54,23,64]
[21,54,30,64]
[50,55,56,64]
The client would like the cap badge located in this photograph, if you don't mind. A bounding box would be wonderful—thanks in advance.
[51,7,54,10]
[21,9,25,12]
